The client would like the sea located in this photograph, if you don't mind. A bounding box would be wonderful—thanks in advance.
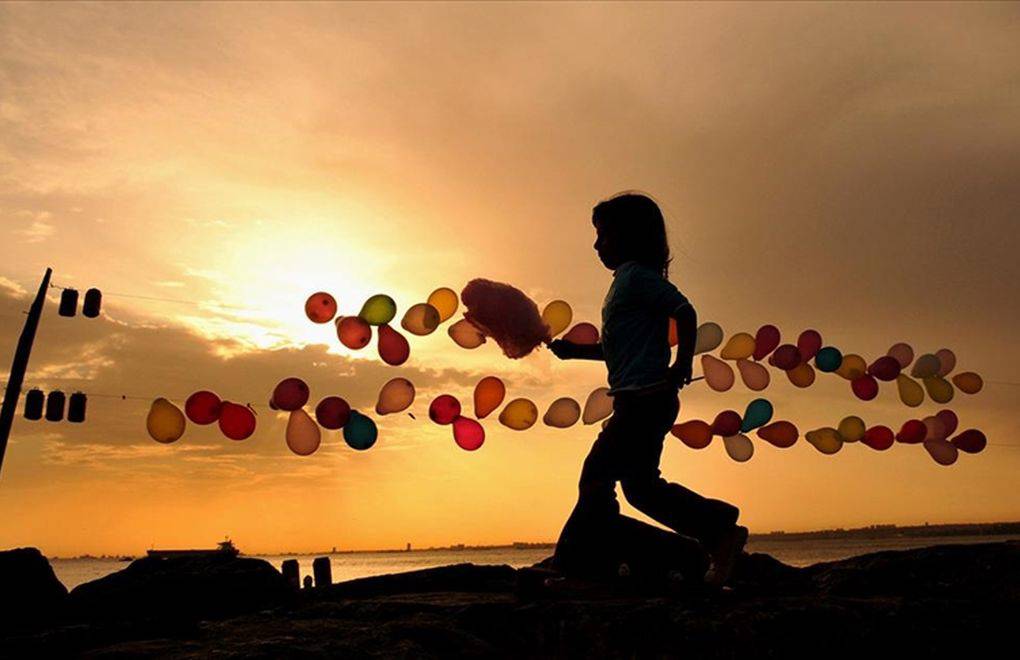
[49,533,1019,591]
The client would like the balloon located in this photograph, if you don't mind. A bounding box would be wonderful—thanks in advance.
[429,395,461,425]
[286,408,321,456]
[952,372,983,394]
[887,342,914,369]
[723,434,754,462]
[272,378,309,412]
[851,374,879,401]
[753,325,781,361]
[951,429,987,454]
[786,362,816,388]
[868,356,901,382]
[862,425,895,451]
[336,316,372,350]
[922,415,947,441]
[694,322,724,355]
[701,355,735,392]
[836,354,867,380]
[304,292,337,324]
[427,287,459,322]
[219,402,256,440]
[359,294,397,326]
[911,353,941,379]
[896,419,927,444]
[806,427,842,455]
[541,300,573,338]
[797,330,823,362]
[896,374,925,407]
[452,416,485,451]
[668,317,679,347]
[377,324,410,366]
[563,322,599,345]
[757,421,799,448]
[543,397,581,428]
[720,333,755,360]
[473,376,506,419]
[711,410,742,437]
[185,391,221,425]
[400,303,441,336]
[924,440,958,466]
[582,387,614,425]
[499,398,539,431]
[771,344,801,370]
[375,378,415,415]
[448,318,487,349]
[935,410,959,437]
[343,411,378,450]
[837,416,866,442]
[268,398,279,411]
[923,375,954,404]
[740,399,773,432]
[671,420,713,449]
[315,396,351,429]
[737,359,770,391]
[935,348,956,376]
[147,398,186,444]
[814,346,843,373]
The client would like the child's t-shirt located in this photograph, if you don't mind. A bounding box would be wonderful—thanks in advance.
[602,261,691,394]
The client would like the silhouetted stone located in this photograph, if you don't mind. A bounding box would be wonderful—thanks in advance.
[322,562,516,599]
[0,547,67,631]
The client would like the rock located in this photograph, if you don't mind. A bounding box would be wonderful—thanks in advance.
[0,547,68,630]
[322,563,516,599]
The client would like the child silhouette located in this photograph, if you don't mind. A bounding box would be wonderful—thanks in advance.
[549,192,747,586]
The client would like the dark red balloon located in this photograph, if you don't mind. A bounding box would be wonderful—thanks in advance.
[796,330,822,362]
[185,390,221,425]
[951,429,986,454]
[772,344,801,370]
[711,410,742,437]
[896,419,927,444]
[377,324,410,366]
[218,402,256,440]
[862,425,894,450]
[851,374,879,401]
[272,378,309,411]
[753,325,781,361]
[315,396,351,430]
[868,356,901,382]
[452,416,485,451]
[935,410,959,437]
[429,395,462,425]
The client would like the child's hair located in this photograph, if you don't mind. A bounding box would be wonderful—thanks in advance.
[592,191,671,278]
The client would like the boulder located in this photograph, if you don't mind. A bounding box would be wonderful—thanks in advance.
[0,547,68,631]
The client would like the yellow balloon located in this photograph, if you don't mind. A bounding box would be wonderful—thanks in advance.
[924,439,958,466]
[701,355,735,392]
[720,332,755,360]
[723,433,754,462]
[543,397,581,428]
[806,427,843,455]
[541,300,573,338]
[923,375,955,404]
[836,354,867,380]
[952,371,983,394]
[400,303,441,336]
[786,362,816,388]
[737,359,770,391]
[147,398,186,444]
[375,377,416,415]
[499,398,538,431]
[837,416,866,442]
[582,387,614,425]
[448,319,486,349]
[896,374,925,407]
[286,408,321,456]
[694,322,724,355]
[427,287,459,323]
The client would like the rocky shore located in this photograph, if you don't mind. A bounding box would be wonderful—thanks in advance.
[1,541,1016,658]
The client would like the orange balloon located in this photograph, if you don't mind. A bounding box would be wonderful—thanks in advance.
[473,376,506,419]
[305,292,337,324]
[671,420,712,449]
[951,371,983,394]
[336,316,372,350]
[668,317,679,348]
[786,362,816,388]
[448,319,486,349]
[756,421,799,448]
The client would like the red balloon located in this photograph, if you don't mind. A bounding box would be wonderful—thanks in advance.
[753,325,781,361]
[896,419,927,444]
[796,330,822,362]
[452,416,485,451]
[272,378,309,411]
[671,420,713,449]
[935,410,959,437]
[218,402,256,440]
[336,316,372,350]
[868,356,901,382]
[429,395,462,425]
[563,322,600,345]
[305,292,337,324]
[185,390,221,425]
[315,396,351,430]
[951,429,986,454]
[711,410,742,437]
[377,324,410,366]
[862,425,894,450]
[757,421,799,448]
[851,374,879,401]
[772,344,801,370]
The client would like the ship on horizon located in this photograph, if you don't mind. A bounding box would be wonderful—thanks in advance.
[146,539,239,560]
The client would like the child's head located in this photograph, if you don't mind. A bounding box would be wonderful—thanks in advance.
[591,192,671,277]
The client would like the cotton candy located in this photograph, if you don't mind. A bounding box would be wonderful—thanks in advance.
[461,279,550,358]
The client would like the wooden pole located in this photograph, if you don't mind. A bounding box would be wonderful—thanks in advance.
[0,268,52,480]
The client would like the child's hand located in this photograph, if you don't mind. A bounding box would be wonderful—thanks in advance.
[548,339,579,360]
[668,362,694,389]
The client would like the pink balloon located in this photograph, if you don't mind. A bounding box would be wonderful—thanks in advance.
[452,416,485,451]
[753,325,781,361]
[563,322,600,345]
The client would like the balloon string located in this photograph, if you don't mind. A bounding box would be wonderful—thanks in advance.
[47,282,255,312]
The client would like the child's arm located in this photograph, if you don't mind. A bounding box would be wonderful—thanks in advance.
[668,303,697,387]
[548,339,605,361]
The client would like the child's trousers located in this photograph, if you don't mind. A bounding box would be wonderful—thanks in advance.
[554,384,739,575]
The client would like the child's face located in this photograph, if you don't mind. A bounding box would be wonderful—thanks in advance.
[593,219,625,270]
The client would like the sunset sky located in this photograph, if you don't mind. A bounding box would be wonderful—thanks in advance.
[1,2,1019,556]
